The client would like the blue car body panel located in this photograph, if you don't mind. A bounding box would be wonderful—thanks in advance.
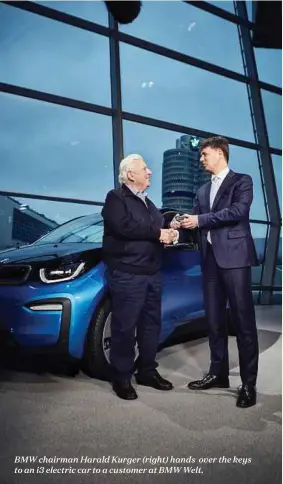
[0,258,204,359]
[0,211,269,362]
[160,248,204,339]
[0,213,206,360]
[0,263,107,359]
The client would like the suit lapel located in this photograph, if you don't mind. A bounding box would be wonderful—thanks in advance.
[211,170,236,211]
[204,182,211,212]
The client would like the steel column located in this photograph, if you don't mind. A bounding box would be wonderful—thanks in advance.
[109,12,123,188]
[235,1,281,304]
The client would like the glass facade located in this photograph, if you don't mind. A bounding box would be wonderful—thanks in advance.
[0,93,114,200]
[37,0,108,24]
[0,0,281,301]
[274,229,282,288]
[120,43,255,141]
[261,90,282,149]
[0,4,111,105]
[120,2,244,73]
[255,48,282,88]
[0,195,102,251]
[272,155,282,214]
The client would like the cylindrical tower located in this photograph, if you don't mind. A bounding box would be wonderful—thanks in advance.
[162,135,210,212]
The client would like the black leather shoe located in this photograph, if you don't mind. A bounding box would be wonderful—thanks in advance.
[236,384,256,408]
[135,370,173,390]
[112,380,138,400]
[188,373,230,390]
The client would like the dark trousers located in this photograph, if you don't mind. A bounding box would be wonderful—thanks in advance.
[203,244,259,386]
[106,268,162,381]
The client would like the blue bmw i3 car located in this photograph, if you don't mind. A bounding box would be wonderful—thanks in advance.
[0,211,217,378]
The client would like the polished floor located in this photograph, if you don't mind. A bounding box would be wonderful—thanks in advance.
[0,306,281,484]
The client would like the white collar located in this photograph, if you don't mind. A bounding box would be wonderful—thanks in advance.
[212,166,230,182]
[126,184,147,198]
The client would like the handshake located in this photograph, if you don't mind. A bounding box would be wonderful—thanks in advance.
[159,228,179,245]
[159,213,199,245]
[170,213,198,230]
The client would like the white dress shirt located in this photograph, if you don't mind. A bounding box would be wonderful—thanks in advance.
[207,166,230,244]
[126,184,147,205]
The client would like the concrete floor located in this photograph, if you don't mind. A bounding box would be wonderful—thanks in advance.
[0,306,281,484]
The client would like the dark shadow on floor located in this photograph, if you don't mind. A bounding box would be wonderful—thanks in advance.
[0,324,280,385]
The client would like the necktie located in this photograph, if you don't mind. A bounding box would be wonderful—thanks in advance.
[210,176,221,209]
[208,176,221,244]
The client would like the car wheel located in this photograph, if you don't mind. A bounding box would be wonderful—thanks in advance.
[83,298,139,381]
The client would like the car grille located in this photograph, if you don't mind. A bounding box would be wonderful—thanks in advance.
[0,264,32,285]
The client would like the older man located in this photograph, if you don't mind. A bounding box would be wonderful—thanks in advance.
[102,154,177,400]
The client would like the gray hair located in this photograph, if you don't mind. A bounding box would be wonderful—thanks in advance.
[118,154,144,185]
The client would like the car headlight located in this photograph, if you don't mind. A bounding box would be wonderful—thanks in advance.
[39,262,85,284]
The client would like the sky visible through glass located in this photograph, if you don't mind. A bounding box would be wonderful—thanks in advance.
[0,0,281,241]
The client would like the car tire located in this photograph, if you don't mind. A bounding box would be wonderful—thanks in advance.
[82,299,112,381]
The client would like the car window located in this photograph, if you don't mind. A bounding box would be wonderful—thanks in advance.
[58,224,104,243]
[33,215,104,245]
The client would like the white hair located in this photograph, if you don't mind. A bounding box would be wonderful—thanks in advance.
[118,154,144,185]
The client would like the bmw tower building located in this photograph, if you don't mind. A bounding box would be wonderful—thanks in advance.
[162,135,211,213]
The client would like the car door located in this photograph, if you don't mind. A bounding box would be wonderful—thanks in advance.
[160,214,204,337]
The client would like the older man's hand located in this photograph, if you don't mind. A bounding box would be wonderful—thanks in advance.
[169,228,179,244]
[160,228,178,245]
[181,215,198,230]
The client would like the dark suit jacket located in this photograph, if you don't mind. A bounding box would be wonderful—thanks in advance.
[192,170,259,269]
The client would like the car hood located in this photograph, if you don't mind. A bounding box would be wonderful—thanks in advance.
[0,242,102,265]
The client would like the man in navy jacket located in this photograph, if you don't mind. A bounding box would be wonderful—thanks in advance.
[172,136,259,408]
[102,154,178,400]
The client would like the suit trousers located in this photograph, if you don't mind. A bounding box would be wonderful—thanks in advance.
[106,268,162,381]
[203,244,259,386]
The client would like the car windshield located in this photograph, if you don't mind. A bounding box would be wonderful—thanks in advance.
[33,215,104,245]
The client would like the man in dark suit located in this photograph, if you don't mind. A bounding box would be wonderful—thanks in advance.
[171,136,259,408]
[102,154,178,400]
